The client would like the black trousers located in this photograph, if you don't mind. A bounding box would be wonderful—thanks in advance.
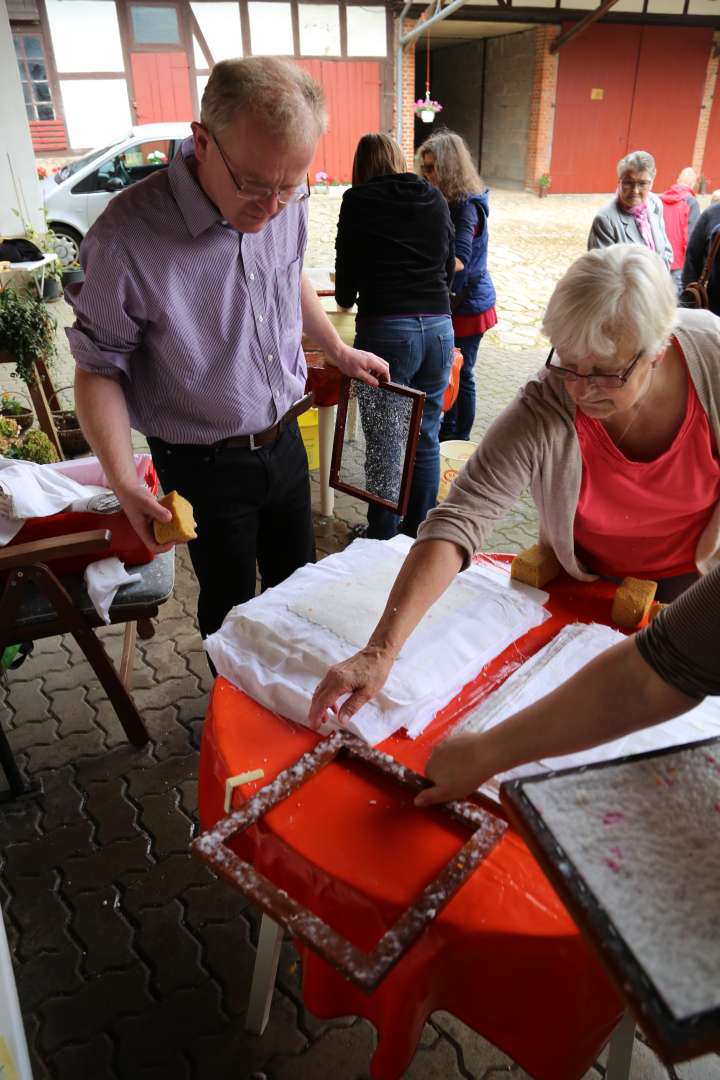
[148,422,315,639]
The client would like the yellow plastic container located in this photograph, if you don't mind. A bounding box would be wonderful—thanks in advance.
[299,407,320,471]
[438,440,477,501]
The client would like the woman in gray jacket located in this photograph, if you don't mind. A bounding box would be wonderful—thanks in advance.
[588,150,673,270]
[310,243,720,728]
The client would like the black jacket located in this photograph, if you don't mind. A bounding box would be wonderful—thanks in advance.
[682,202,720,316]
[334,173,455,316]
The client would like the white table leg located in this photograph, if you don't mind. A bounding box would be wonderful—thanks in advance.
[318,404,336,519]
[246,913,283,1035]
[606,1011,636,1080]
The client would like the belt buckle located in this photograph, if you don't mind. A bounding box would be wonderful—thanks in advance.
[248,432,260,451]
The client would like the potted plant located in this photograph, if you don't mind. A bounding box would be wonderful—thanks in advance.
[0,423,58,463]
[62,261,84,288]
[538,173,551,198]
[314,170,329,192]
[0,390,34,431]
[414,95,443,124]
[0,285,57,387]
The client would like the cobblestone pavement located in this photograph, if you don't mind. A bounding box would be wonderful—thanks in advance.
[3,191,719,1079]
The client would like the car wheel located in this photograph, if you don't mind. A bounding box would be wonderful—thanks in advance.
[50,225,83,268]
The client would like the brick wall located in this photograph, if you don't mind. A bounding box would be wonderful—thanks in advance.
[482,30,535,184]
[692,30,720,180]
[391,17,418,168]
[524,25,559,192]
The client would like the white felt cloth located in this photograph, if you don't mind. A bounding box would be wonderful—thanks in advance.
[84,557,142,624]
[205,536,550,745]
[454,622,720,801]
[0,458,111,544]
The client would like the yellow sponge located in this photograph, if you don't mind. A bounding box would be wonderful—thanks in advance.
[510,544,561,588]
[153,490,197,544]
[611,577,657,629]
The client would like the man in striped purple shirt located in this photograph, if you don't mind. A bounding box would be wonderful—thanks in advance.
[68,57,388,641]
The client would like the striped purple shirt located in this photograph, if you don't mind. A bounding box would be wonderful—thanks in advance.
[66,137,308,444]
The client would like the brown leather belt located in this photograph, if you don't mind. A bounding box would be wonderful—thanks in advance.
[219,393,314,450]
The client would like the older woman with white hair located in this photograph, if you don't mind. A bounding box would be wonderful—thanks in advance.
[310,243,720,727]
[588,150,673,269]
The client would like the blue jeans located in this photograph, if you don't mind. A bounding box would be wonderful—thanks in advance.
[440,333,484,441]
[354,315,454,540]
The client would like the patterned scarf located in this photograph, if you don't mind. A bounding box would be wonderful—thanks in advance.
[618,188,655,251]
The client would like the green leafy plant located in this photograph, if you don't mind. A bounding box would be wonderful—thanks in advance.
[538,173,551,188]
[11,207,63,283]
[5,428,58,464]
[0,392,28,416]
[0,285,57,386]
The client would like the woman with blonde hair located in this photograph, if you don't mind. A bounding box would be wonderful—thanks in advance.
[418,130,497,441]
[310,244,720,727]
[335,132,456,540]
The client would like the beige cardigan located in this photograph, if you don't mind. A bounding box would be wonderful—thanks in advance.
[417,307,720,579]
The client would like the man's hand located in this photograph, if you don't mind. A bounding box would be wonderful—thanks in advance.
[329,343,390,388]
[414,733,492,808]
[117,484,174,555]
[309,644,395,729]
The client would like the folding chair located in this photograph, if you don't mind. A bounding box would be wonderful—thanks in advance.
[0,529,175,800]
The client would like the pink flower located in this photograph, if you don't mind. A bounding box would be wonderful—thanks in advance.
[315,170,328,183]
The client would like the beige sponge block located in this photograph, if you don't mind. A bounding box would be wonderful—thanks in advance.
[510,544,561,588]
[153,490,197,544]
[648,600,668,622]
[611,577,657,629]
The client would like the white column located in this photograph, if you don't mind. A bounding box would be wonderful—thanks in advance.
[0,0,45,236]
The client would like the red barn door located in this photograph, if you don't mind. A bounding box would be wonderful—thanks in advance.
[625,27,711,192]
[550,25,640,194]
[130,52,193,124]
[295,60,381,184]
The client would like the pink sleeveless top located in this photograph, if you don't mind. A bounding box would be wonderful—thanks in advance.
[573,367,720,578]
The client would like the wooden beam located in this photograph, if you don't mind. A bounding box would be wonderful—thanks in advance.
[550,0,620,50]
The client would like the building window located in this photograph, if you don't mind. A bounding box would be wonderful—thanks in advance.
[346,6,386,57]
[299,4,340,56]
[13,32,55,120]
[248,2,294,55]
[130,4,182,45]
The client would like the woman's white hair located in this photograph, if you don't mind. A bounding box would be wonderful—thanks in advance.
[617,149,656,179]
[542,244,676,362]
[201,57,327,143]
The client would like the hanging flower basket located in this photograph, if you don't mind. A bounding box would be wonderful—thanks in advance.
[414,98,443,124]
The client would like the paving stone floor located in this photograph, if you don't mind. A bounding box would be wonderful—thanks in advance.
[2,190,719,1078]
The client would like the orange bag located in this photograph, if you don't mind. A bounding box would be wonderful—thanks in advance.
[442,347,464,413]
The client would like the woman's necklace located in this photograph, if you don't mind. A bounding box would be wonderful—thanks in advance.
[608,362,657,449]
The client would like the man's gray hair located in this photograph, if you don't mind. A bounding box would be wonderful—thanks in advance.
[617,149,656,179]
[542,244,676,362]
[201,57,327,143]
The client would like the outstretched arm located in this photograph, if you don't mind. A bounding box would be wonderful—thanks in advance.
[309,539,464,727]
[416,635,695,806]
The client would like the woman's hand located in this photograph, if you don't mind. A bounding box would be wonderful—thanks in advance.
[414,733,494,807]
[309,644,396,729]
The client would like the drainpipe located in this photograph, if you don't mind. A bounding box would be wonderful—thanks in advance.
[395,0,413,146]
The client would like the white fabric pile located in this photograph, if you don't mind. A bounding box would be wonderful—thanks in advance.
[453,621,720,800]
[0,455,150,622]
[206,535,550,744]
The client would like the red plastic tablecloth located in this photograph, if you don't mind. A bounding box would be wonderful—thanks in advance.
[198,560,624,1079]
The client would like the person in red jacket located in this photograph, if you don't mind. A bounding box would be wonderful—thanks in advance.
[660,166,700,293]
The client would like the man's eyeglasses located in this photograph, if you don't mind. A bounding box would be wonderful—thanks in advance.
[212,132,310,205]
[545,347,643,389]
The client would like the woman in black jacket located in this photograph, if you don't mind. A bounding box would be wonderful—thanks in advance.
[335,133,455,540]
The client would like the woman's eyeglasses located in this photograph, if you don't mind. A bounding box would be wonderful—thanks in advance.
[545,347,643,389]
[212,132,310,205]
